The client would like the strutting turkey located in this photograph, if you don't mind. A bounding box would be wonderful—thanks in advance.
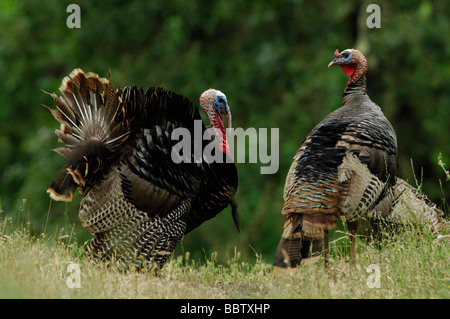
[274,48,399,268]
[45,69,239,269]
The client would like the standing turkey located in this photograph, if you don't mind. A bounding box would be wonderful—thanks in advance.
[274,48,398,268]
[45,69,239,268]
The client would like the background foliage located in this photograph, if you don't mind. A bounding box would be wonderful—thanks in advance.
[0,0,448,264]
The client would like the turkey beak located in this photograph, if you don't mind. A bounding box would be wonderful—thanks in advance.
[329,48,342,67]
[328,58,341,68]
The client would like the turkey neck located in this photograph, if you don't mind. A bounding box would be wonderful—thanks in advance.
[343,75,367,104]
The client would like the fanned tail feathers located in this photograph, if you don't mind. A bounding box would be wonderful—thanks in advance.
[46,69,131,201]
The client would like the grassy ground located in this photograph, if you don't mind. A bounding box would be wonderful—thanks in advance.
[0,212,448,299]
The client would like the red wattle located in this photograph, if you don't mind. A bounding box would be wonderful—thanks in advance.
[213,117,230,156]
[340,65,355,77]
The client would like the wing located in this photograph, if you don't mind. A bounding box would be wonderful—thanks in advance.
[185,156,238,234]
[118,87,206,218]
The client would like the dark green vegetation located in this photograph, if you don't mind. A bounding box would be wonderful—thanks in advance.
[1,1,449,264]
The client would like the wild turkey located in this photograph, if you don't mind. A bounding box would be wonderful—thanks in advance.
[45,69,239,268]
[274,48,398,268]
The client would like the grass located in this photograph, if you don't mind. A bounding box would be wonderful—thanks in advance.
[0,209,448,299]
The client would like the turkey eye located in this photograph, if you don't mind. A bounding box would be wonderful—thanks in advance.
[342,52,349,58]
[218,98,225,104]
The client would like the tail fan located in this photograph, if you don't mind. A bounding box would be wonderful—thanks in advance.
[45,69,131,201]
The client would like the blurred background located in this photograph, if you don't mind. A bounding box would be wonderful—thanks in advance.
[1,0,449,264]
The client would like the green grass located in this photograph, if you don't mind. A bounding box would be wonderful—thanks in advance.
[1,210,448,299]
